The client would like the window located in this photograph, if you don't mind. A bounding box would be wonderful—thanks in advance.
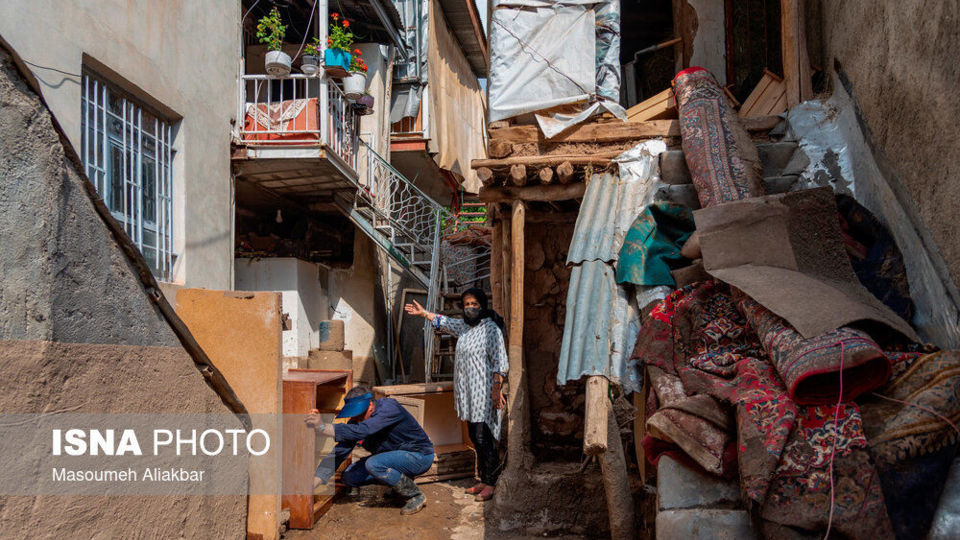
[80,72,174,280]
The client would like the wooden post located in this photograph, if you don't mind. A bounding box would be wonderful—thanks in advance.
[584,376,609,455]
[556,161,574,184]
[538,167,554,185]
[491,210,504,316]
[509,164,527,186]
[600,400,636,540]
[781,0,812,107]
[506,200,530,465]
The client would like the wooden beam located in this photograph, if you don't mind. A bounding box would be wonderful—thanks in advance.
[477,167,495,187]
[509,164,527,186]
[780,0,812,107]
[600,400,636,540]
[506,200,531,467]
[488,139,513,159]
[479,183,586,203]
[584,376,609,455]
[538,167,554,185]
[486,116,780,146]
[556,161,574,184]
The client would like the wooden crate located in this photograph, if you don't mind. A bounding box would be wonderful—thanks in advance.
[626,88,677,123]
[281,369,351,530]
[739,70,787,118]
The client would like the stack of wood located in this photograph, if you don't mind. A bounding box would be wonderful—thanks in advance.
[739,70,788,118]
[473,116,781,203]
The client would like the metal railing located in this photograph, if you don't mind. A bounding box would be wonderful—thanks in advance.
[238,73,359,172]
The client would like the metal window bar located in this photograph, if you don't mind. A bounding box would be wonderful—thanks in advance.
[80,73,173,280]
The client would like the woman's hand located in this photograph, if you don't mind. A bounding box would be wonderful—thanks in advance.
[404,300,435,321]
[404,300,426,317]
[492,380,506,410]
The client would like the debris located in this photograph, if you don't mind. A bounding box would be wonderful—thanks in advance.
[739,69,787,118]
[626,88,676,123]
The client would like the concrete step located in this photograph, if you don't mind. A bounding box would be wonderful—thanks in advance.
[659,142,803,185]
[656,456,741,511]
[318,320,345,352]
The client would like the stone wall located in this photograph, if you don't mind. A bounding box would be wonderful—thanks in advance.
[0,45,246,537]
[523,218,584,462]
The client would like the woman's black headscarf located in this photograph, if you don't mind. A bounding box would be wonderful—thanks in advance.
[461,288,506,332]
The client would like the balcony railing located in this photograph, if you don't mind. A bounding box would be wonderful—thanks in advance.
[238,73,359,172]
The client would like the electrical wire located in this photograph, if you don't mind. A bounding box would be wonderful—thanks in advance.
[21,60,80,79]
[293,0,319,60]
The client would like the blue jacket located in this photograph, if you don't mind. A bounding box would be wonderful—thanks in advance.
[315,397,434,481]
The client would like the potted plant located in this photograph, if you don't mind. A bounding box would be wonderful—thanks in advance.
[343,49,368,100]
[324,13,353,77]
[301,37,321,76]
[257,7,291,76]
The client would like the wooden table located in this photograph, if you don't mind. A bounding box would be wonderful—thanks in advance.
[282,369,351,529]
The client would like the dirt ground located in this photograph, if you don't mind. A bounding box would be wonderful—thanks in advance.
[284,478,581,540]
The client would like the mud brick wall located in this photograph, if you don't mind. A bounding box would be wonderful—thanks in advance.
[523,218,585,462]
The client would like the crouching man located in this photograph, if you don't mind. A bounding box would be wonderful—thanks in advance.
[307,386,435,515]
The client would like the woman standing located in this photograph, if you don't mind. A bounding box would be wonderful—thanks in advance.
[404,288,508,501]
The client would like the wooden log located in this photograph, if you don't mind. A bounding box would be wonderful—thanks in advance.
[509,164,527,186]
[556,161,574,184]
[506,200,531,466]
[485,116,779,145]
[474,153,621,170]
[538,167,554,185]
[479,183,586,203]
[600,401,636,540]
[477,167,495,187]
[584,376,609,455]
[488,139,513,159]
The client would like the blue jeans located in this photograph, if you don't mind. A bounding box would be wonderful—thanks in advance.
[342,450,434,487]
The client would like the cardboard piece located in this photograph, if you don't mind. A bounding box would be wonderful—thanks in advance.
[695,188,917,341]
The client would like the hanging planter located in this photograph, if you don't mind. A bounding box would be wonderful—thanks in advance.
[343,49,369,100]
[257,7,291,77]
[357,93,375,109]
[324,49,350,77]
[301,38,321,76]
[324,13,354,78]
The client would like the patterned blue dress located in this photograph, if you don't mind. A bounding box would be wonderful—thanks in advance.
[434,315,509,438]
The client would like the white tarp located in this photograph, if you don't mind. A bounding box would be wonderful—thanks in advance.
[488,4,596,123]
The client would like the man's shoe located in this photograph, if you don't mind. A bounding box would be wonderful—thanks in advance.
[392,475,427,515]
[474,485,495,502]
[465,482,485,495]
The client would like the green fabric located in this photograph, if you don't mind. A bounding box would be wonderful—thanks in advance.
[616,203,695,286]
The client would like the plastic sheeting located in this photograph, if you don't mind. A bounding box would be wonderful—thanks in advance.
[786,73,960,348]
[488,0,624,138]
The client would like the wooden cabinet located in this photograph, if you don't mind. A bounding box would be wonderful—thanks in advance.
[281,369,351,530]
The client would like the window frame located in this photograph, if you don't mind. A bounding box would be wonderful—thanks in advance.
[80,72,175,280]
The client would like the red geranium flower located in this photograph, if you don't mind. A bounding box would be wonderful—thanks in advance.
[342,20,350,27]
[331,12,339,19]
[354,49,362,55]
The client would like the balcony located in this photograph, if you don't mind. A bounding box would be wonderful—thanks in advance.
[233,73,361,199]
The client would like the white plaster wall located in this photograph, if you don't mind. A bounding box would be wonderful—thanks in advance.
[327,235,378,363]
[687,0,727,85]
[235,258,327,358]
[0,0,239,289]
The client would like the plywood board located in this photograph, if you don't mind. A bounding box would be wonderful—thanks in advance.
[739,70,787,118]
[626,88,677,122]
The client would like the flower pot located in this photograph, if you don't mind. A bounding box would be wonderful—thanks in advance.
[265,50,292,77]
[343,72,367,100]
[357,93,375,109]
[301,54,319,76]
[324,49,350,78]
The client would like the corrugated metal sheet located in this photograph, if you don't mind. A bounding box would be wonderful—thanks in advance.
[558,140,665,390]
[567,140,667,264]
[557,260,641,393]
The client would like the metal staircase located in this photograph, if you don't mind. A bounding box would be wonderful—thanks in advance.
[334,139,490,380]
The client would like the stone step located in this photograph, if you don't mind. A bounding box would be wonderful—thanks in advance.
[656,509,756,540]
[655,175,800,210]
[304,349,352,371]
[659,141,802,185]
[656,456,741,511]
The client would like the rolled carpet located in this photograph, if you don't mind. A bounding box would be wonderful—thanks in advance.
[672,67,764,208]
[740,295,890,405]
